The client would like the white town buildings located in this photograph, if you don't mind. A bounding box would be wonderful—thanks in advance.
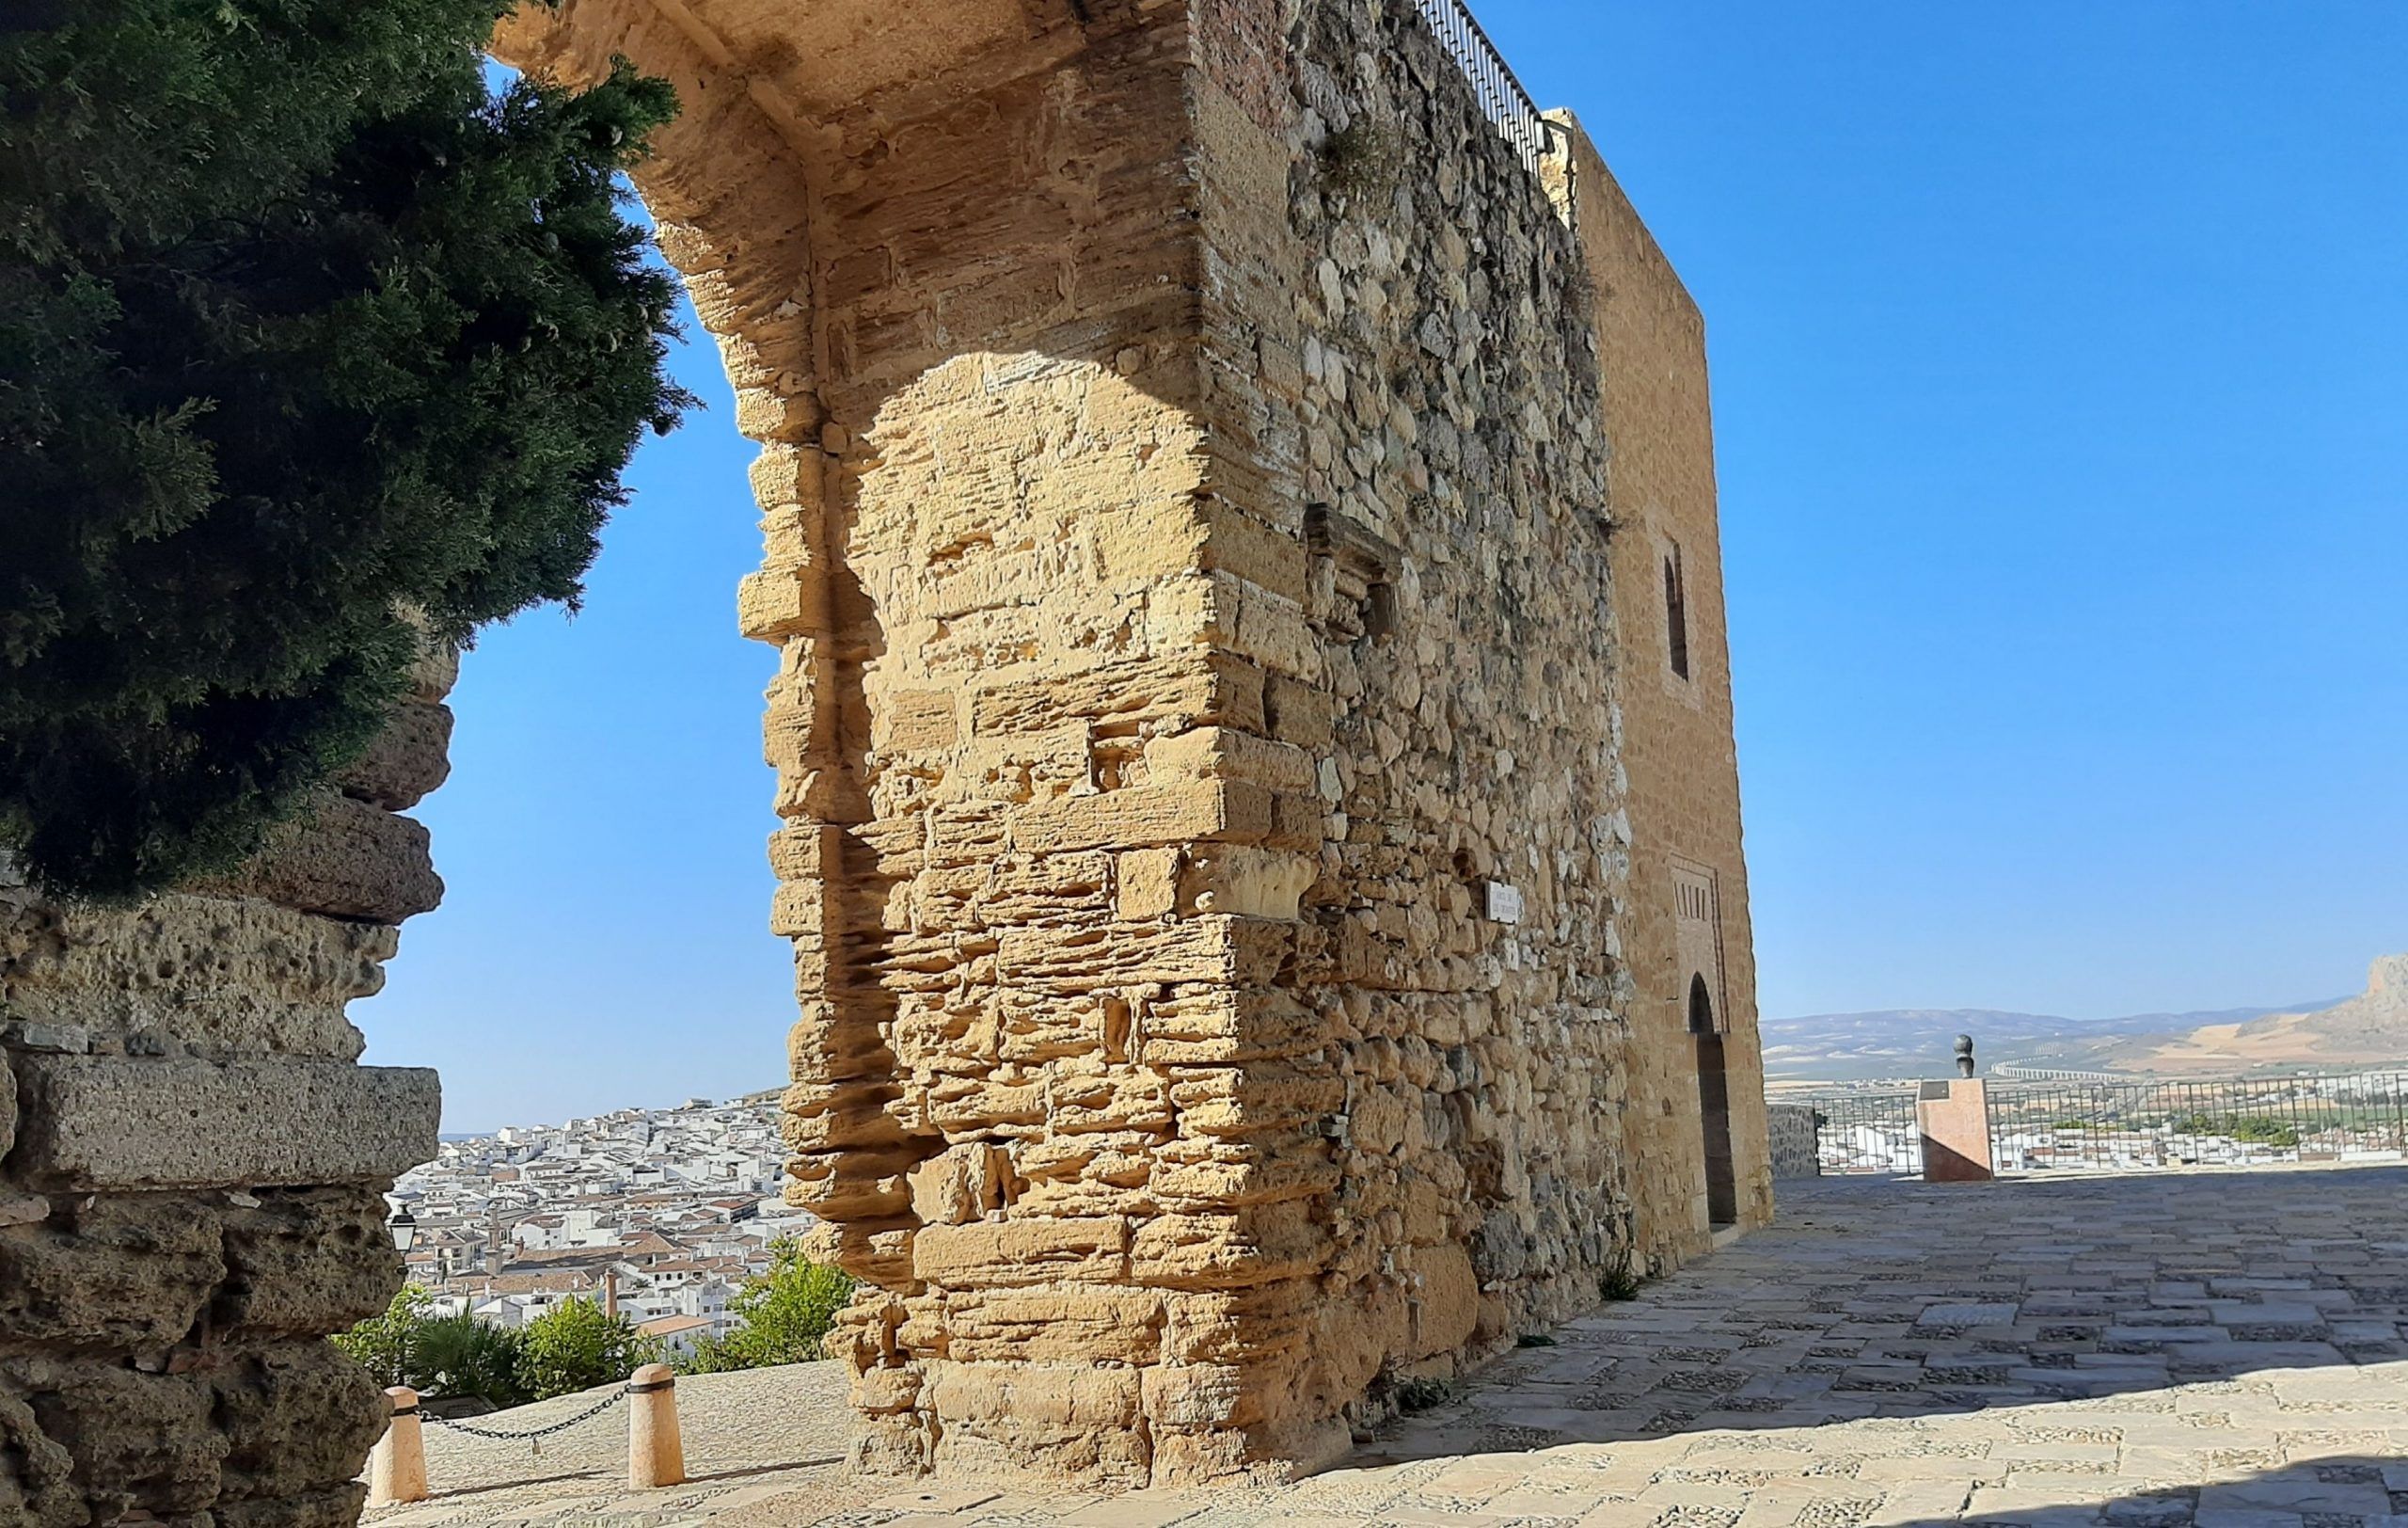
[388,1090,813,1345]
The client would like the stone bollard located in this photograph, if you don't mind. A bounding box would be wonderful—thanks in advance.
[626,1363,686,1488]
[367,1386,429,1504]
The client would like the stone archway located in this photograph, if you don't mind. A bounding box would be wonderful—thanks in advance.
[0,0,1778,1517]
[489,0,1306,1485]
[1690,974,1738,1230]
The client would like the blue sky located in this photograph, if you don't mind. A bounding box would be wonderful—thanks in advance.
[363,4,2408,1130]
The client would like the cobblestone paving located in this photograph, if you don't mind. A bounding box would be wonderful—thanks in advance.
[370,1165,2408,1528]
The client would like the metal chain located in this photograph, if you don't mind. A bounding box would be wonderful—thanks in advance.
[424,1387,625,1442]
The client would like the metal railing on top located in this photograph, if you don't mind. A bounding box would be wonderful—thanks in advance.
[1795,1090,1926,1175]
[1787,1068,2408,1176]
[1410,0,1555,175]
[1984,1071,2408,1172]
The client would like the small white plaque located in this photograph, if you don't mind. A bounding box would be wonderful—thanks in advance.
[1483,881,1523,924]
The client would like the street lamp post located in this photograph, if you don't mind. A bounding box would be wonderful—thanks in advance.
[389,1205,418,1255]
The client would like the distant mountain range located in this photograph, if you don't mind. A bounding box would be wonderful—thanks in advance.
[1759,964,2395,1083]
[2082,955,2408,1076]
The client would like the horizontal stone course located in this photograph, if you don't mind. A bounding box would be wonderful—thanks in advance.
[6,1056,438,1191]
[336,700,454,811]
[208,792,443,925]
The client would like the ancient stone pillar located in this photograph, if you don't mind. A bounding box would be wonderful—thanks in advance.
[0,651,445,1525]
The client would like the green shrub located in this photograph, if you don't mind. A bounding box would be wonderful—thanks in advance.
[332,1283,433,1389]
[682,1239,855,1374]
[516,1296,656,1400]
[414,1312,531,1409]
[1599,1251,1643,1302]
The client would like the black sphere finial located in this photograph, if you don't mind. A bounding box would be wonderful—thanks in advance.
[1954,1034,1977,1079]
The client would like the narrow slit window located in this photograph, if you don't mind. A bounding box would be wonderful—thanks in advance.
[1664,544,1691,680]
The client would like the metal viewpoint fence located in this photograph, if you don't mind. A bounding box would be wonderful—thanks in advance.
[1800,1089,1926,1174]
[1790,1069,2408,1176]
[1986,1070,2408,1171]
[1411,0,1556,175]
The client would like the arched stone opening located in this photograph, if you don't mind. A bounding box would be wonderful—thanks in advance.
[490,0,1254,1485]
[1690,973,1738,1230]
[0,0,1779,1515]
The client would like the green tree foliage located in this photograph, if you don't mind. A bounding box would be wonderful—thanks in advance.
[684,1240,855,1373]
[516,1296,655,1399]
[0,0,689,897]
[331,1282,434,1389]
[2168,1112,2305,1148]
[2228,1116,2303,1148]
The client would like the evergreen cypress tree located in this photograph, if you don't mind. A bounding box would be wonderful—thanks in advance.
[0,1,690,898]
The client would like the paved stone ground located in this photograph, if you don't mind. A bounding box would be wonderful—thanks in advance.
[369,1164,2408,1528]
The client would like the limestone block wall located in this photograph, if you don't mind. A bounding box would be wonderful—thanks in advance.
[501,0,1323,1489]
[0,647,446,1526]
[1563,129,1775,1265]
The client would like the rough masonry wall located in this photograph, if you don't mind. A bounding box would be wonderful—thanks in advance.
[0,654,446,1525]
[1566,133,1774,1263]
[1188,0,1639,1460]
[507,0,1352,1488]
[1766,1103,1820,1180]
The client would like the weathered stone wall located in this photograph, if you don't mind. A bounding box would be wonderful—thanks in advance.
[1173,0,1650,1467]
[501,0,1297,1488]
[1766,1103,1821,1180]
[0,648,447,1525]
[495,0,1769,1491]
[505,0,1689,1485]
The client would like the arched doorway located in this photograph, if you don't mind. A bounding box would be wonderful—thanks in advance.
[1691,973,1739,1229]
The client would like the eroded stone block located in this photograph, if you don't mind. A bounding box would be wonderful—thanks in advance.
[0,1194,225,1350]
[8,1057,438,1191]
[336,701,453,811]
[211,792,442,925]
[216,1186,404,1338]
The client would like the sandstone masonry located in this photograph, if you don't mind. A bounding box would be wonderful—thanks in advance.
[0,645,448,1525]
[0,0,1766,1516]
